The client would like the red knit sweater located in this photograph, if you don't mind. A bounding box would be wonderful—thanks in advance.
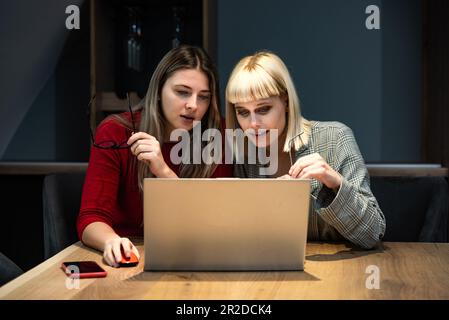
[76,112,233,240]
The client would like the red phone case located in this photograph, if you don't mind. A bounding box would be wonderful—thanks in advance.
[61,261,107,279]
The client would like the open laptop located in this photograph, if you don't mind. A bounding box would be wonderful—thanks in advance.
[143,178,310,271]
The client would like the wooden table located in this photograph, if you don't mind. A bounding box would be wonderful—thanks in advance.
[1,241,449,300]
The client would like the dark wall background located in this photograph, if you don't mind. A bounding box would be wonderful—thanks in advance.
[0,0,90,161]
[217,0,422,163]
[1,0,423,163]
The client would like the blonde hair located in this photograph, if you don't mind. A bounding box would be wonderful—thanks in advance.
[225,51,311,153]
[113,45,221,191]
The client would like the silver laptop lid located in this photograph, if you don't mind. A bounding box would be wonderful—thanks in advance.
[144,179,310,271]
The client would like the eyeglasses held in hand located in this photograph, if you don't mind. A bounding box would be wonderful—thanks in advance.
[287,131,316,200]
[288,131,305,166]
[87,93,136,149]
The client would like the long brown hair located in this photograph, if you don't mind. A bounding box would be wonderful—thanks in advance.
[113,45,222,191]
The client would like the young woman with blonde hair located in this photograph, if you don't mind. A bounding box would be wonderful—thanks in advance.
[226,51,385,249]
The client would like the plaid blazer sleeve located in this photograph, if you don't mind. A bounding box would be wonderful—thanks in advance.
[317,124,386,249]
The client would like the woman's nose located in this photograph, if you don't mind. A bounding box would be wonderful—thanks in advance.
[249,113,260,129]
[186,96,198,111]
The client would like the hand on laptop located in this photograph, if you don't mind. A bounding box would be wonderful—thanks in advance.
[103,237,140,268]
[277,174,293,179]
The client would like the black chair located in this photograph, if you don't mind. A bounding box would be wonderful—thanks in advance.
[42,172,86,259]
[0,252,23,286]
[370,176,449,242]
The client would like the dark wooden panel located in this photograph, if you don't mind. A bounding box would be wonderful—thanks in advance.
[0,162,87,175]
[0,162,447,177]
[423,0,449,167]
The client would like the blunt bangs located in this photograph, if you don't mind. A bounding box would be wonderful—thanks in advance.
[226,66,284,104]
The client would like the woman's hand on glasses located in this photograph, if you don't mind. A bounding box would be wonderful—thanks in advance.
[288,153,342,191]
[127,132,177,178]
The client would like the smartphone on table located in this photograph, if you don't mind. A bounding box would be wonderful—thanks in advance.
[61,261,107,279]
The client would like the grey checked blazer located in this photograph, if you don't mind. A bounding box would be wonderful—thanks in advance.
[234,121,386,249]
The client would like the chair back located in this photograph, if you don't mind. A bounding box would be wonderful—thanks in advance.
[42,172,86,259]
[370,176,448,242]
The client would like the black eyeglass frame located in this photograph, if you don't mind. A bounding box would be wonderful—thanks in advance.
[288,131,305,166]
[87,93,137,150]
